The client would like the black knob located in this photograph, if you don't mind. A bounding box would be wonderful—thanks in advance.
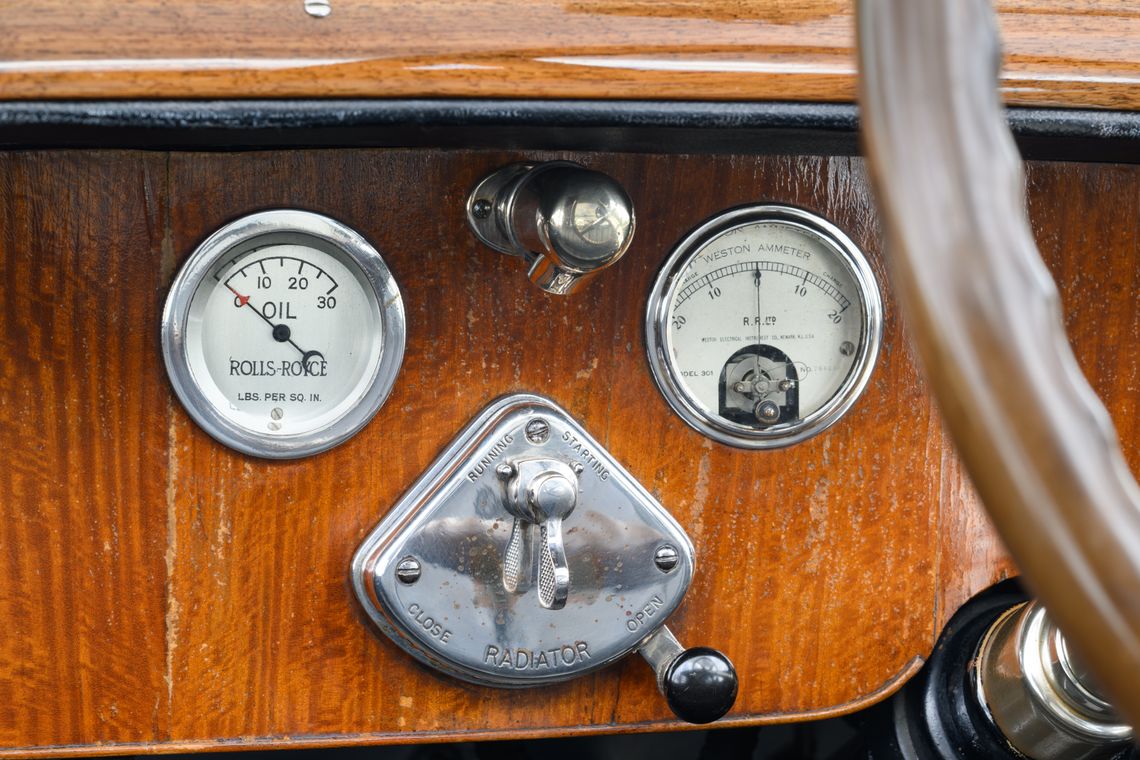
[662,647,738,724]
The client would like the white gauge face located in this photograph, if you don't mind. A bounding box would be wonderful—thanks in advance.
[163,211,405,459]
[646,205,882,449]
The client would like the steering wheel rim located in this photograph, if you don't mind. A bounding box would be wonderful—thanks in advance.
[858,0,1140,724]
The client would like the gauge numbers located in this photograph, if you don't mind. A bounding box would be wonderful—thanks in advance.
[163,210,405,459]
[647,205,882,449]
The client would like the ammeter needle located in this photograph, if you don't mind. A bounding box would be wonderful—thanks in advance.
[754,267,763,383]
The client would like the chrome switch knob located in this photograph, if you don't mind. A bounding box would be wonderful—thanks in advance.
[529,470,576,610]
[497,457,580,610]
[466,161,635,295]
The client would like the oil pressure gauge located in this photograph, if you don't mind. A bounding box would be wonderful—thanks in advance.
[162,210,405,459]
[646,205,882,449]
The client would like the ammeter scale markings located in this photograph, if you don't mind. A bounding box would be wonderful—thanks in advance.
[673,261,851,311]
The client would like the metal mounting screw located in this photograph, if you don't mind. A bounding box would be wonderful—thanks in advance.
[495,462,516,481]
[395,556,421,585]
[471,198,492,219]
[839,341,855,357]
[654,544,679,573]
[570,461,585,475]
[525,418,550,444]
[755,400,780,425]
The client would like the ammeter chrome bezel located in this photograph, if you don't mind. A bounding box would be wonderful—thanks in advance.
[646,204,882,449]
[161,210,405,459]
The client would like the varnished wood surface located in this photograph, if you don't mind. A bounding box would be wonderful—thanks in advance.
[1,1,1139,110]
[0,153,172,749]
[4,150,1136,755]
[860,0,1140,722]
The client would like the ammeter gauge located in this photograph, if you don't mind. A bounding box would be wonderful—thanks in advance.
[646,205,882,449]
[162,210,405,459]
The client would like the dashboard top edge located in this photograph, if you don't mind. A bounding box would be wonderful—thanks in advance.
[1,101,1138,163]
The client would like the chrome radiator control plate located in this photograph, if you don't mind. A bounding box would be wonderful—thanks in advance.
[351,393,694,687]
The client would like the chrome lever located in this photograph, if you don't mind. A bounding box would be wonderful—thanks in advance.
[501,516,532,594]
[529,470,576,609]
[498,458,579,610]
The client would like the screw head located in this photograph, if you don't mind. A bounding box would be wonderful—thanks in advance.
[395,556,421,585]
[471,198,493,219]
[525,418,550,444]
[839,341,855,357]
[495,462,516,481]
[654,544,679,572]
[755,400,780,425]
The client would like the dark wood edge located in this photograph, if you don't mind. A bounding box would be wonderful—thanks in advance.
[1,100,1138,162]
[0,657,924,757]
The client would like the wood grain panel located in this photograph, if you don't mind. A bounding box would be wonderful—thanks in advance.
[6,150,1139,755]
[0,1,1138,109]
[1026,161,1140,472]
[0,152,171,748]
[926,165,1140,634]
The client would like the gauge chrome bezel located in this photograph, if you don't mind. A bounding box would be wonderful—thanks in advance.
[646,204,882,450]
[161,209,406,459]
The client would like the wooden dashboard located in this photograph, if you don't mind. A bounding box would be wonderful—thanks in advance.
[2,0,1140,753]
[3,0,1139,109]
[2,146,1137,755]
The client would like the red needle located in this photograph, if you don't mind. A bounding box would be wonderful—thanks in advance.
[225,284,250,307]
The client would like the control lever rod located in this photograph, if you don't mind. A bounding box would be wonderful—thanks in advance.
[639,626,738,724]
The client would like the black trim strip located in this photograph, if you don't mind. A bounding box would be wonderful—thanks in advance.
[0,100,1137,161]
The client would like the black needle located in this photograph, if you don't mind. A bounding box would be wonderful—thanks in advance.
[226,284,324,375]
[754,266,763,382]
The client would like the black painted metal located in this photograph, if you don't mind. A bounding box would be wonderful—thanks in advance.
[0,100,1136,161]
[1010,109,1140,165]
[864,579,1137,760]
[0,100,858,154]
